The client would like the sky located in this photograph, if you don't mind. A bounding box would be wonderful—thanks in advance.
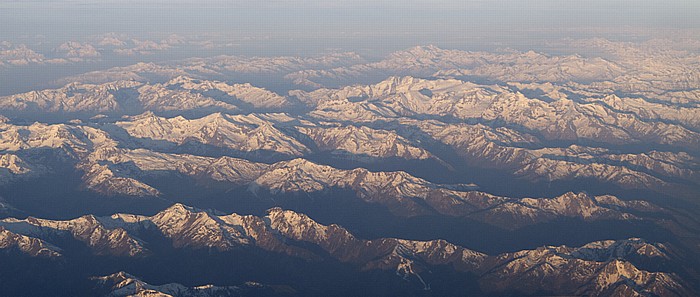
[2,0,698,44]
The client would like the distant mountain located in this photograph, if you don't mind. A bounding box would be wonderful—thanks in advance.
[0,77,293,117]
[298,76,700,150]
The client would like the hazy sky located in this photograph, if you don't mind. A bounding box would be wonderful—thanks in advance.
[2,0,698,42]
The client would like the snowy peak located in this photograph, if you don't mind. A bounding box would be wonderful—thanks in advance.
[0,121,116,159]
[256,206,684,296]
[299,75,469,106]
[265,207,339,242]
[0,226,62,258]
[93,271,245,297]
[0,214,147,257]
[0,204,690,296]
[165,75,290,109]
[152,202,197,220]
[0,80,142,113]
[297,125,432,160]
[481,242,689,297]
[572,238,671,261]
[116,112,308,156]
[520,191,631,219]
[149,203,252,250]
[82,162,161,197]
[591,260,687,297]
[0,75,293,116]
[402,45,446,57]
[0,153,32,175]
[251,158,652,226]
[250,158,343,194]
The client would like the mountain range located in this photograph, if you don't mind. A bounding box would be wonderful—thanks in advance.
[0,44,698,296]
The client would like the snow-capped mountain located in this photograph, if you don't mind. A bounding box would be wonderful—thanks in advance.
[114,112,309,156]
[0,77,294,116]
[80,147,660,226]
[93,271,250,297]
[480,246,690,297]
[0,215,147,257]
[0,154,32,175]
[0,153,40,185]
[0,204,691,296]
[0,121,116,157]
[296,125,433,161]
[0,226,62,258]
[570,238,673,262]
[1,42,699,296]
[0,81,142,113]
[413,120,699,193]
[284,44,698,95]
[0,88,695,239]
[299,76,700,150]
[82,162,162,197]
[166,76,291,109]
[284,45,627,88]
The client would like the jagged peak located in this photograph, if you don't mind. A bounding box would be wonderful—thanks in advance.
[159,203,198,216]
[264,207,317,222]
[264,207,332,237]
[273,157,323,169]
[132,61,158,68]
[152,203,227,224]
[265,207,318,226]
[75,213,101,224]
[573,238,670,260]
[0,153,32,174]
[401,45,446,56]
[95,271,139,283]
[199,111,230,122]
[521,50,545,59]
[0,227,63,257]
[151,203,209,227]
[581,237,648,248]
[226,113,279,127]
[266,206,285,215]
[555,191,592,201]
[59,79,141,91]
[265,158,347,178]
[165,75,198,85]
[129,110,159,120]
[374,76,425,88]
